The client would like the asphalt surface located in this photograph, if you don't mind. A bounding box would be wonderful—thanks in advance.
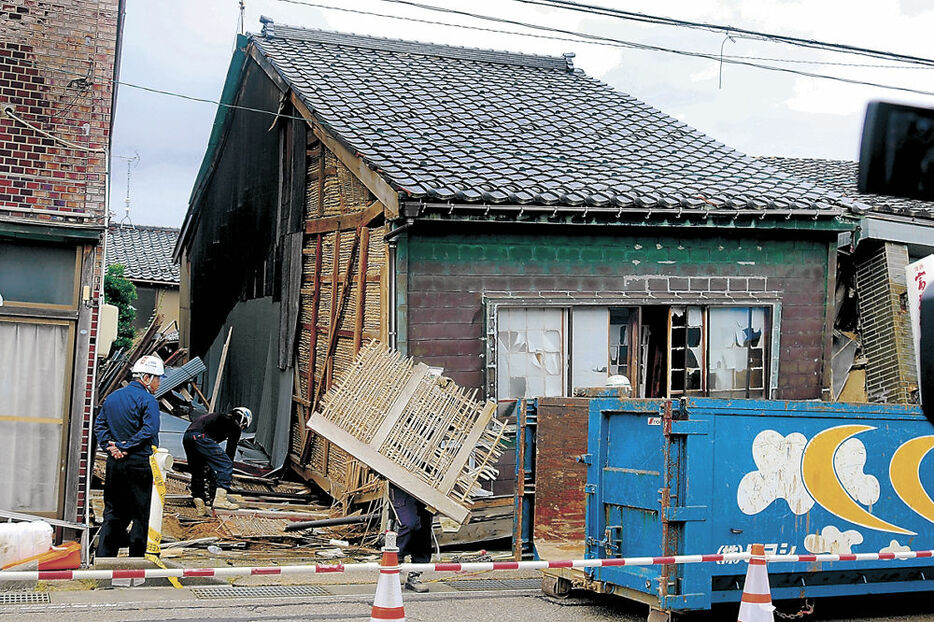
[1,584,933,622]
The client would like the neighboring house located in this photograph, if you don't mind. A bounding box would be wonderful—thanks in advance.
[107,224,180,331]
[176,24,864,502]
[764,157,934,404]
[0,0,124,521]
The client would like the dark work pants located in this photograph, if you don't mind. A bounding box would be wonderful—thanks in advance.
[184,432,232,501]
[96,453,153,557]
[389,486,432,564]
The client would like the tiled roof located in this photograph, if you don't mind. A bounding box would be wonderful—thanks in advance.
[760,157,934,221]
[252,24,863,219]
[107,225,180,285]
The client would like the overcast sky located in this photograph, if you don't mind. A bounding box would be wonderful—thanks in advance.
[109,0,934,228]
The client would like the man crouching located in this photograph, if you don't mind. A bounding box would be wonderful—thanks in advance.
[183,407,252,514]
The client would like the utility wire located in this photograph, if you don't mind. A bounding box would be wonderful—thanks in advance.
[511,0,934,68]
[269,0,932,71]
[357,0,934,96]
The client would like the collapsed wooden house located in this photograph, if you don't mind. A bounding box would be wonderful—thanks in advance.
[175,23,875,522]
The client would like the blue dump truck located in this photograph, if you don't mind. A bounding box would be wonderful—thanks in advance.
[516,395,933,618]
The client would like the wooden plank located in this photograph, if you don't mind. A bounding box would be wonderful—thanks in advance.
[438,400,497,493]
[315,229,361,409]
[290,92,400,219]
[317,143,325,217]
[304,201,383,235]
[210,327,233,411]
[380,223,389,344]
[353,227,370,354]
[308,414,470,523]
[326,231,341,389]
[370,363,431,448]
[299,234,324,465]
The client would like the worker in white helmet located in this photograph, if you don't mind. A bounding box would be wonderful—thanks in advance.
[183,406,252,515]
[93,354,164,557]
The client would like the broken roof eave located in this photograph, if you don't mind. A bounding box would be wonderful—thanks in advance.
[245,42,400,220]
[405,200,857,232]
[174,33,250,263]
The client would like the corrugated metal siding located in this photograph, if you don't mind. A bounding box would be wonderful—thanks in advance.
[855,242,916,403]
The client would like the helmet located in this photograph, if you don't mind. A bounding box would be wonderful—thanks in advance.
[131,354,165,377]
[231,406,252,430]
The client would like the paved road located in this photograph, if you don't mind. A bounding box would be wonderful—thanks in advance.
[1,586,933,622]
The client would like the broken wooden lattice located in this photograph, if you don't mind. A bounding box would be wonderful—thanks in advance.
[308,341,506,524]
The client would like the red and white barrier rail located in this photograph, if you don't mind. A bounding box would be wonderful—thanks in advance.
[1,550,931,582]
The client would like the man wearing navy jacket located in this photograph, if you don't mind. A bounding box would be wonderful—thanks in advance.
[93,355,163,557]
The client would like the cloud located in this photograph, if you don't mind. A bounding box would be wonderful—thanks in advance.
[737,430,814,515]
[834,437,881,507]
[879,540,911,554]
[805,525,863,554]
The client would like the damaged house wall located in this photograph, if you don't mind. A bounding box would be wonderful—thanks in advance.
[183,58,303,467]
[290,139,387,500]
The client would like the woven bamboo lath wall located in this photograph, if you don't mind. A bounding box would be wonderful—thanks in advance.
[312,341,508,519]
[292,140,386,500]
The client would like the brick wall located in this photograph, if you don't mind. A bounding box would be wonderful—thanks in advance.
[0,0,120,521]
[0,0,118,225]
[404,228,831,400]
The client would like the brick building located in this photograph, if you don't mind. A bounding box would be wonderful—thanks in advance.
[0,0,125,522]
[176,24,866,508]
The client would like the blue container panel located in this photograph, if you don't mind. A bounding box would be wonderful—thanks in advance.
[585,397,934,611]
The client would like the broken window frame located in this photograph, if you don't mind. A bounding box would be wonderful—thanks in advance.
[484,294,781,402]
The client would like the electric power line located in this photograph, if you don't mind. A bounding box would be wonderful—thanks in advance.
[511,0,934,68]
[269,0,933,71]
[355,0,934,97]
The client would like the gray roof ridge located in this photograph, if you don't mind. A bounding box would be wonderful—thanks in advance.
[258,22,570,70]
[109,223,181,232]
[760,156,855,165]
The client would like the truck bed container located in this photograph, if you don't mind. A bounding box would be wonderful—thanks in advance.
[584,397,933,613]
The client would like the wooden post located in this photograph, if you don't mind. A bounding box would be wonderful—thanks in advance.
[353,227,370,355]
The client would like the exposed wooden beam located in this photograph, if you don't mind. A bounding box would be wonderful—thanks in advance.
[305,200,384,235]
[353,227,370,355]
[290,93,399,219]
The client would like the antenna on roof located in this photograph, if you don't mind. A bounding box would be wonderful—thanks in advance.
[562,52,575,73]
[112,152,140,228]
[238,0,246,36]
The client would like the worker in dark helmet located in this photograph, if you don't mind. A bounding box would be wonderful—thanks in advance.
[183,406,252,514]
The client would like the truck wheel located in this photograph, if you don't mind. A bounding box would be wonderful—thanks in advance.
[542,575,572,599]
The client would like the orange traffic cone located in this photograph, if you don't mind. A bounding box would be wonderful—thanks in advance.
[371,531,406,622]
[737,543,775,622]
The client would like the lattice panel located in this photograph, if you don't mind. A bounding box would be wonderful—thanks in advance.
[309,342,507,523]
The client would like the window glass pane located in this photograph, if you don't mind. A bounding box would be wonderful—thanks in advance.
[497,308,565,400]
[0,321,70,513]
[609,308,636,381]
[708,307,767,398]
[0,242,76,306]
[670,306,704,396]
[571,307,609,390]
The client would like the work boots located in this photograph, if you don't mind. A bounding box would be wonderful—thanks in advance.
[213,488,240,510]
[192,497,210,516]
[404,571,428,593]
